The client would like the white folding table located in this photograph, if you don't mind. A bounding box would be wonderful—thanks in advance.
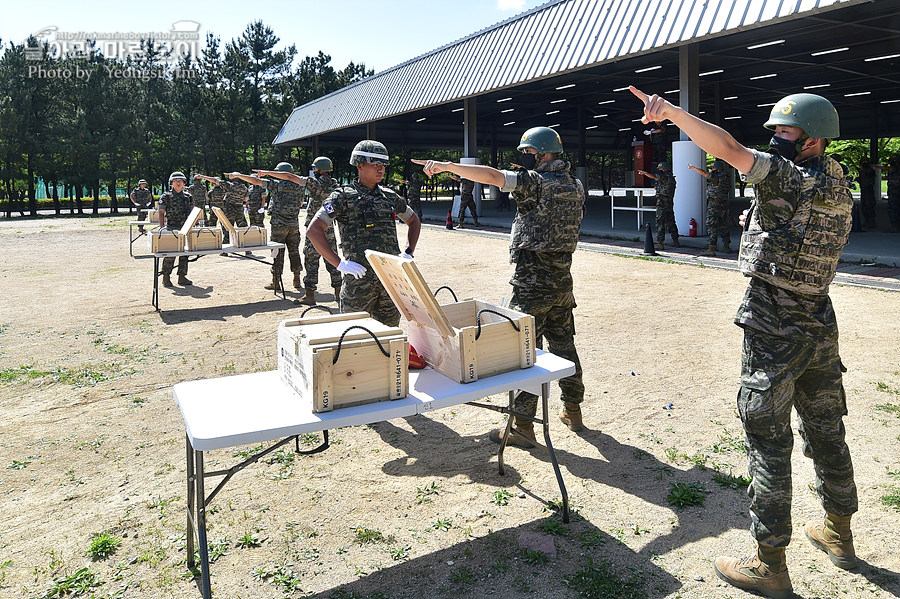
[610,187,657,230]
[174,350,576,598]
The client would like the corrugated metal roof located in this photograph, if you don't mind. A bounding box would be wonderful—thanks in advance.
[274,0,860,144]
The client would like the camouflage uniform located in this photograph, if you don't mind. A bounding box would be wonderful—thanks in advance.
[223,180,249,243]
[654,171,678,244]
[265,179,304,279]
[207,183,225,228]
[855,163,877,227]
[499,159,585,419]
[705,168,731,249]
[302,173,342,292]
[316,181,413,326]
[407,177,424,220]
[158,189,193,277]
[887,154,900,229]
[458,177,478,224]
[186,181,208,224]
[248,184,266,228]
[736,149,857,550]
[131,187,153,223]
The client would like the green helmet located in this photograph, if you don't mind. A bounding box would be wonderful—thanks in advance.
[517,126,563,153]
[313,156,333,172]
[350,140,390,166]
[711,160,726,171]
[658,162,671,171]
[275,162,294,173]
[168,171,186,183]
[763,93,839,139]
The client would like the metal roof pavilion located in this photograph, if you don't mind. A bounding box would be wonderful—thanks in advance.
[274,0,900,152]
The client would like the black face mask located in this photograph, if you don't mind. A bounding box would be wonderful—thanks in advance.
[767,135,803,162]
[520,152,538,170]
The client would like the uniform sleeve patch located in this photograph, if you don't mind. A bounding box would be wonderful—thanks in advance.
[324,203,335,215]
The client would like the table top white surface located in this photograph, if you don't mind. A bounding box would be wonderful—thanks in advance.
[174,351,575,451]
[153,241,285,258]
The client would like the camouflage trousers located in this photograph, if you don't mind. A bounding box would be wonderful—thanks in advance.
[226,204,247,227]
[706,201,731,248]
[270,226,302,277]
[509,291,584,420]
[161,256,188,277]
[887,183,900,226]
[738,329,858,548]
[249,208,265,228]
[458,194,478,222]
[860,190,877,225]
[340,271,400,327]
[655,199,678,243]
[302,229,342,291]
[408,197,423,221]
[207,203,224,227]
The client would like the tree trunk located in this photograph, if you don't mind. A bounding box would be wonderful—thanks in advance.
[75,186,84,215]
[3,178,11,218]
[92,180,100,215]
[52,180,60,215]
[108,180,118,214]
[27,154,37,216]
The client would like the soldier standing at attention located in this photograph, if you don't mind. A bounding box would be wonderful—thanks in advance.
[855,158,879,230]
[254,156,342,305]
[207,177,226,230]
[157,171,195,288]
[186,174,209,225]
[638,162,680,249]
[306,140,421,326]
[405,171,424,220]
[130,179,153,232]
[414,126,586,444]
[632,86,858,599]
[230,163,305,290]
[223,175,250,233]
[689,160,733,256]
[248,182,267,228]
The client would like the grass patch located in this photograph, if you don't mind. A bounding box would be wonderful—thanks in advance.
[880,485,900,511]
[0,362,136,387]
[667,482,707,508]
[874,402,900,417]
[565,558,645,599]
[87,531,121,560]
[353,527,394,544]
[415,480,441,504]
[491,489,514,506]
[36,566,102,598]
[713,470,751,490]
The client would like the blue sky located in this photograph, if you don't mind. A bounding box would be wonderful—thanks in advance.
[1,0,547,73]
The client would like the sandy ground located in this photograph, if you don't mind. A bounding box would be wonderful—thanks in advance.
[0,215,898,599]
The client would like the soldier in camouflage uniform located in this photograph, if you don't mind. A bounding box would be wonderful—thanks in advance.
[633,86,859,599]
[231,163,305,290]
[414,126,585,445]
[405,171,424,220]
[689,160,733,256]
[186,174,209,225]
[307,141,421,326]
[130,179,153,232]
[222,177,250,243]
[855,158,879,229]
[639,162,680,249]
[255,156,343,305]
[885,153,900,232]
[456,176,479,227]
[247,183,266,228]
[157,171,195,287]
[207,178,226,229]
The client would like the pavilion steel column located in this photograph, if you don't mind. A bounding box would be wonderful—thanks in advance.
[576,103,588,194]
[675,43,704,234]
[463,97,482,214]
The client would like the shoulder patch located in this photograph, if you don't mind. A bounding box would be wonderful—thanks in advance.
[324,203,335,215]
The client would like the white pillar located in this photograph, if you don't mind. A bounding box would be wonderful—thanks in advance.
[460,157,482,215]
[672,140,705,236]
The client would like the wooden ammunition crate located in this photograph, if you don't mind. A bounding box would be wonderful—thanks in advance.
[185,227,223,251]
[211,206,267,247]
[145,209,160,223]
[278,312,409,412]
[365,250,535,383]
[148,228,184,253]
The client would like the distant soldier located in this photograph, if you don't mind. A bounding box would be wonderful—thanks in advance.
[639,162,680,249]
[230,163,305,290]
[452,175,480,228]
[855,158,879,230]
[690,160,733,256]
[130,179,153,232]
[405,171,424,220]
[157,171,194,287]
[223,176,249,233]
[207,178,226,228]
[186,174,209,224]
[885,152,900,232]
[306,140,421,326]
[248,183,266,228]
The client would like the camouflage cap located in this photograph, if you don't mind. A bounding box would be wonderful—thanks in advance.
[350,140,390,166]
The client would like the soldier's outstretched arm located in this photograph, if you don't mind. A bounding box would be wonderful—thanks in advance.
[412,159,505,188]
[229,172,266,186]
[630,86,754,175]
[252,170,304,184]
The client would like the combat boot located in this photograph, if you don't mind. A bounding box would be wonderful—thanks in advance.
[162,274,174,288]
[293,273,302,290]
[559,402,583,432]
[300,289,316,305]
[178,275,193,286]
[714,545,792,599]
[655,241,665,250]
[489,419,537,448]
[474,218,481,226]
[805,513,857,569]
[722,240,734,253]
[457,219,465,229]
[264,276,280,291]
[700,243,717,257]
[670,237,681,248]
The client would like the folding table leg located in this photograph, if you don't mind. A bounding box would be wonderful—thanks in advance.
[539,381,570,523]
[186,436,196,572]
[153,257,160,312]
[195,450,212,599]
[496,390,515,476]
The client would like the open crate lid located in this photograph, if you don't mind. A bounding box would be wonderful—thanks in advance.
[178,206,205,236]
[280,312,405,346]
[364,250,455,338]
[210,206,237,237]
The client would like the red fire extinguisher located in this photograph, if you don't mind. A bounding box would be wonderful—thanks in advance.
[689,218,698,237]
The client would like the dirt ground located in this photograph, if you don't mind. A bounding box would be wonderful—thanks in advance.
[0,215,898,599]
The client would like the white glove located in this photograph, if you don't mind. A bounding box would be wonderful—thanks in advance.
[337,259,367,279]
[643,129,652,136]
[257,208,265,213]
[399,251,413,259]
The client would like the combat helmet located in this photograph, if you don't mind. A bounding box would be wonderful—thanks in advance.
[658,162,671,171]
[312,156,333,172]
[168,171,187,183]
[711,160,726,171]
[517,126,564,154]
[275,162,294,173]
[138,179,147,185]
[763,93,839,139]
[350,140,390,166]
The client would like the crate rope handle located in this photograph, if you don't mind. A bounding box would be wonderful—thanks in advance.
[433,285,458,302]
[300,305,334,317]
[474,309,520,341]
[333,325,390,365]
